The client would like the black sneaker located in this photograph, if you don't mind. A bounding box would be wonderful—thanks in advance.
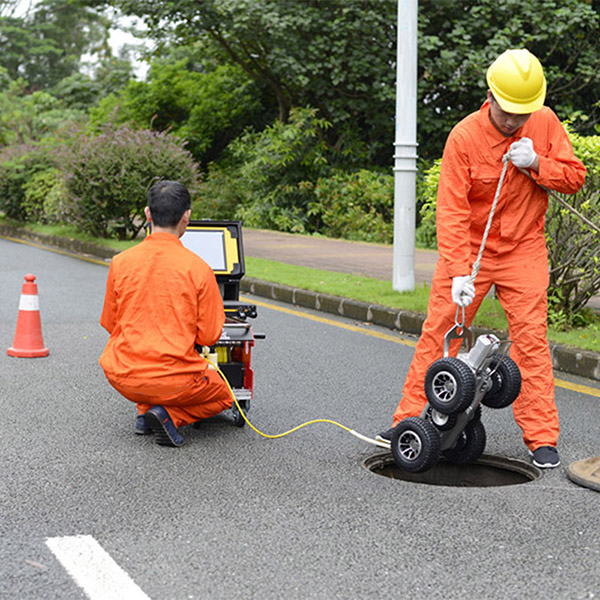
[144,406,185,447]
[530,446,560,468]
[134,414,152,435]
[375,427,395,444]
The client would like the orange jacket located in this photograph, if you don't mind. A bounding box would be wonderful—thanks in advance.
[100,232,225,385]
[436,101,586,277]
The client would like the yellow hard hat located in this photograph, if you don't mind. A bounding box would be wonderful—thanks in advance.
[486,49,546,114]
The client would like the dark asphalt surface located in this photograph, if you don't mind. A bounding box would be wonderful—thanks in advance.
[1,237,600,599]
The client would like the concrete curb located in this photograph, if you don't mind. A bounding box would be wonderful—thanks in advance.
[2,223,599,382]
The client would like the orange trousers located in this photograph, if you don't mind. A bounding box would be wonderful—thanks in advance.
[106,369,233,427]
[392,244,558,451]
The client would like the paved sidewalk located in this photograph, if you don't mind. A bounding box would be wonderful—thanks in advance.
[244,228,438,283]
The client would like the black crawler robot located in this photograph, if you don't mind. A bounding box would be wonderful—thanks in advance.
[390,312,521,473]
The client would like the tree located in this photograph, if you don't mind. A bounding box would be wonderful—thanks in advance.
[418,0,600,159]
[0,0,110,89]
[86,0,398,167]
[88,51,269,164]
[94,0,600,163]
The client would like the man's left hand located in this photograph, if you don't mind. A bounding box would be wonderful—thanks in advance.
[510,137,538,169]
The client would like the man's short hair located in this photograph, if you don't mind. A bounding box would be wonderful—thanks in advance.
[147,180,191,227]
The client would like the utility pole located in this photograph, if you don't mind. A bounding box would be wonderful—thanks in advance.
[392,0,417,292]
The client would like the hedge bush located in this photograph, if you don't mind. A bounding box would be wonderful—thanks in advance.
[308,169,394,243]
[0,144,57,221]
[63,125,201,239]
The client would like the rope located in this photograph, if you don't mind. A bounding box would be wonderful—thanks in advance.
[517,167,600,236]
[469,152,511,284]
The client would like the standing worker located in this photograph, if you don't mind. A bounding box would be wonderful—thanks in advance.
[99,180,233,447]
[378,49,586,468]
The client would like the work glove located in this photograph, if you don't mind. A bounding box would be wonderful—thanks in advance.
[451,275,475,307]
[509,137,537,169]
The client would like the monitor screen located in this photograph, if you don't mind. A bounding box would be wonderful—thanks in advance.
[181,229,227,271]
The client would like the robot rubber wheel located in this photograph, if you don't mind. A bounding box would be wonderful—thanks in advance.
[426,406,458,431]
[390,417,440,473]
[482,355,522,409]
[442,418,486,465]
[231,400,249,427]
[425,357,476,415]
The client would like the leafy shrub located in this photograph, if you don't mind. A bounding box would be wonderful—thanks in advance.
[308,169,394,243]
[0,144,57,220]
[194,107,333,233]
[22,168,69,224]
[63,125,201,239]
[545,129,600,329]
[191,160,244,221]
[414,159,441,249]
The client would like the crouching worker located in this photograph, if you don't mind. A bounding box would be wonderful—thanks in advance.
[99,180,233,447]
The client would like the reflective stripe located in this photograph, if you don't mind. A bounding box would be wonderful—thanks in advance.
[18,294,40,311]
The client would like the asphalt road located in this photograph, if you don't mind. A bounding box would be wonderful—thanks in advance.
[1,238,600,599]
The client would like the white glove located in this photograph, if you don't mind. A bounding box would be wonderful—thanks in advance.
[509,137,537,169]
[451,276,475,307]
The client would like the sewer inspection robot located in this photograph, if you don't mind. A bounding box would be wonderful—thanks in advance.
[390,309,522,473]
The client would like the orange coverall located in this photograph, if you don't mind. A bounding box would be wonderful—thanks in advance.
[392,101,586,450]
[100,232,232,427]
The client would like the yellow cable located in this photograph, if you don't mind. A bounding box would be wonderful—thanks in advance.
[204,357,390,446]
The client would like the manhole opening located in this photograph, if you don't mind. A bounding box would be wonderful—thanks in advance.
[365,453,541,487]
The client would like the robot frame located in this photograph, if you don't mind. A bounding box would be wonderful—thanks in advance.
[390,308,522,473]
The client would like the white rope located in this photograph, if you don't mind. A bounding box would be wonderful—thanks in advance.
[469,152,511,284]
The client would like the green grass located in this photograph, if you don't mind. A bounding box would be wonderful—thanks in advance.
[25,222,139,252]
[2,219,598,353]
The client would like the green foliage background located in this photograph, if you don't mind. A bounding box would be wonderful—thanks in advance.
[0,0,599,328]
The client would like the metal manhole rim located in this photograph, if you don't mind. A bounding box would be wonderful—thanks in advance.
[364,452,542,484]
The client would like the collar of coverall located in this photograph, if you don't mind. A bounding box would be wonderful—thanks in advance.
[144,231,184,243]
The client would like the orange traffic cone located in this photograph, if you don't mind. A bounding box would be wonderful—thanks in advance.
[7,273,49,358]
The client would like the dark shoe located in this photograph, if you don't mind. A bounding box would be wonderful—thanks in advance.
[530,446,560,468]
[375,427,396,444]
[134,414,152,435]
[144,406,184,447]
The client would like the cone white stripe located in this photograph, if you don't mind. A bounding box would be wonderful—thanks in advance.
[18,294,40,311]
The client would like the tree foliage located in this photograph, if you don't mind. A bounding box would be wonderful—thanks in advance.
[89,0,397,166]
[0,79,87,146]
[93,0,600,163]
[418,0,600,159]
[89,52,268,164]
[0,0,110,89]
[64,124,201,239]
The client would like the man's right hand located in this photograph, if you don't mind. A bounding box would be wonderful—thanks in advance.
[451,275,475,307]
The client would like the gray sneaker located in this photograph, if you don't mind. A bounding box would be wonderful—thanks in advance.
[530,446,560,468]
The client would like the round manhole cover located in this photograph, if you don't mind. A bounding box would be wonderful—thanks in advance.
[365,453,541,487]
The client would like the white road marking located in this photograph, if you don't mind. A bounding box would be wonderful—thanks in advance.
[45,535,151,600]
